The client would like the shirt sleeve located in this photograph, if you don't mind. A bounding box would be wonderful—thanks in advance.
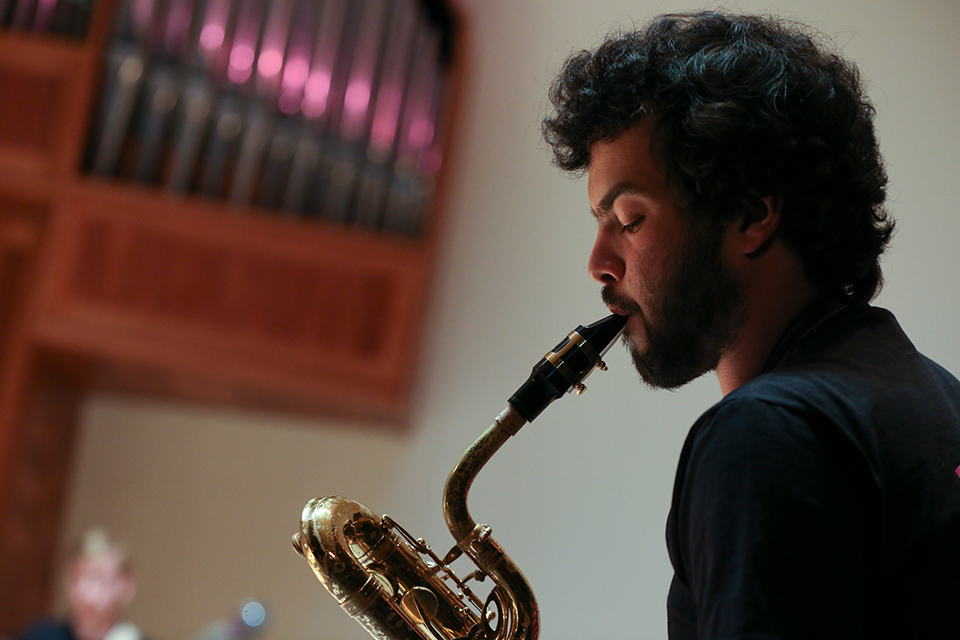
[672,396,869,640]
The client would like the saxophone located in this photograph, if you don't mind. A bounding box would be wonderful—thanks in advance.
[292,314,627,640]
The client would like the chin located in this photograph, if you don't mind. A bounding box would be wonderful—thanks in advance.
[623,317,647,350]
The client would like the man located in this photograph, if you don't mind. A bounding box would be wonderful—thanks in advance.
[542,11,960,640]
[22,529,143,640]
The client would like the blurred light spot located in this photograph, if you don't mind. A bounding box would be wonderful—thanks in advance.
[228,44,255,83]
[199,24,225,52]
[257,49,284,77]
[241,599,266,628]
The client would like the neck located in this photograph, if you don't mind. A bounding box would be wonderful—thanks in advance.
[716,244,820,396]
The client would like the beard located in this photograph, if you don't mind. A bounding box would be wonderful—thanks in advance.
[602,223,746,390]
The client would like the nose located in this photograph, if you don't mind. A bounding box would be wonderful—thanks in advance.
[588,230,624,285]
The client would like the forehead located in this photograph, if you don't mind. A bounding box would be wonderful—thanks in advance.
[73,551,126,578]
[587,119,671,206]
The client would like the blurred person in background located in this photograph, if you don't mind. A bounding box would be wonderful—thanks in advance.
[22,529,143,640]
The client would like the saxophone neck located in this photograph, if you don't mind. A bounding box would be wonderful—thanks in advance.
[441,407,540,640]
[437,314,626,638]
[442,406,525,543]
[443,313,627,545]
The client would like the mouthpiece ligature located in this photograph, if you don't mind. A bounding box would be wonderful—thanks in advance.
[508,313,627,422]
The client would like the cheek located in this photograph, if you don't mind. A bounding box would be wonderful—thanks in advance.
[623,245,673,299]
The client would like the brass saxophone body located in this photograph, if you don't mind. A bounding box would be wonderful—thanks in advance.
[293,314,627,640]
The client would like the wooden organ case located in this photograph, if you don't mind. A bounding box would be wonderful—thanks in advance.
[0,0,462,631]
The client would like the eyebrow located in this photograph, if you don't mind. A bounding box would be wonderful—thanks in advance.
[590,182,645,220]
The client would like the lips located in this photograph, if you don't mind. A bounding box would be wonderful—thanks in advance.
[601,285,640,317]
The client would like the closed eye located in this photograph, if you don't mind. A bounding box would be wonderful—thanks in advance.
[621,217,644,233]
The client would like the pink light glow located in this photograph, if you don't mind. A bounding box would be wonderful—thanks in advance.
[256,0,293,89]
[199,24,225,52]
[302,70,332,118]
[257,49,284,77]
[282,58,310,92]
[229,0,265,82]
[344,80,372,120]
[228,44,255,84]
[408,118,435,150]
[301,98,325,119]
[370,86,402,154]
[198,0,231,57]
[341,79,372,141]
[277,59,310,116]
[228,65,252,84]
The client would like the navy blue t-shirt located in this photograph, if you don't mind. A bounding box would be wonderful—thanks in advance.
[666,299,960,639]
[21,621,76,640]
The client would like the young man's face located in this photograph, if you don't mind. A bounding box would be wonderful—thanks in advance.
[587,119,745,389]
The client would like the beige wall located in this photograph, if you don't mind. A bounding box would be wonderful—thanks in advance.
[58,1,960,639]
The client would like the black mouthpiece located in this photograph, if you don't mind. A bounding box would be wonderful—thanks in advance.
[578,312,628,353]
[508,313,627,422]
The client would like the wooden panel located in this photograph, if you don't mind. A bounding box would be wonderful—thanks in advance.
[0,200,73,636]
[0,362,81,635]
[31,180,430,422]
[0,32,85,187]
[0,200,45,376]
[0,69,59,150]
[0,0,458,625]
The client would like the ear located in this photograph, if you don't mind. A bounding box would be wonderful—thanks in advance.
[738,196,783,256]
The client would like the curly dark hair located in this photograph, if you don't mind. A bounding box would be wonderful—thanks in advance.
[542,11,894,302]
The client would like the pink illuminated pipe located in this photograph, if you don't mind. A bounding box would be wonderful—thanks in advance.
[198,0,232,56]
[31,0,56,32]
[226,0,265,84]
[162,0,196,56]
[367,0,419,160]
[278,0,319,115]
[301,0,350,121]
[255,0,295,97]
[396,22,441,171]
[338,0,391,143]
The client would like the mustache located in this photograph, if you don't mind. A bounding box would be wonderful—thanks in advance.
[601,286,643,316]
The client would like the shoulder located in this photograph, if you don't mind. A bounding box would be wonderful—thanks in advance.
[667,374,875,599]
[20,621,72,640]
[690,375,840,456]
[694,329,897,459]
[674,372,873,508]
[682,388,826,483]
